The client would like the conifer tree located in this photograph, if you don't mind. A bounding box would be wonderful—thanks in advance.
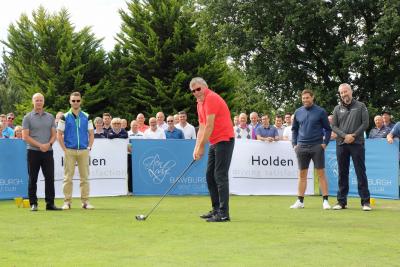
[109,0,236,122]
[2,7,108,116]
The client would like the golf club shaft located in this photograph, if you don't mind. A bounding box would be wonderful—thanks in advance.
[144,159,196,218]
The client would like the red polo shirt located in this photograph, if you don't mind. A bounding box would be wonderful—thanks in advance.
[197,88,234,145]
[138,124,149,133]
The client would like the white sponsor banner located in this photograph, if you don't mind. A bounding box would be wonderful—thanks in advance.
[229,140,314,195]
[37,139,128,198]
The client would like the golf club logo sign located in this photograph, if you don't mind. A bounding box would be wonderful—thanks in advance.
[327,152,355,178]
[327,154,339,177]
[142,154,176,184]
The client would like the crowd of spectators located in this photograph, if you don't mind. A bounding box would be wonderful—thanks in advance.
[232,110,397,142]
[89,110,196,141]
[0,113,21,139]
[0,109,397,142]
[0,109,198,141]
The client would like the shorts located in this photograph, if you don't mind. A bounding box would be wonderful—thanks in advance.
[295,144,325,170]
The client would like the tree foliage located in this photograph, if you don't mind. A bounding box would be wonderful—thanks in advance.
[200,0,400,117]
[106,0,237,122]
[0,58,23,119]
[2,7,108,117]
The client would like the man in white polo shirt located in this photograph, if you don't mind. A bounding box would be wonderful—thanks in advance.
[156,112,168,130]
[175,110,196,139]
[143,117,166,139]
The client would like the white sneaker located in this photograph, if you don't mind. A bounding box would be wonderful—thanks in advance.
[323,200,331,210]
[332,203,346,210]
[62,202,71,210]
[362,204,372,211]
[290,200,304,209]
[82,202,95,209]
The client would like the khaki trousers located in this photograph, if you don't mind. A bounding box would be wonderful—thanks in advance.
[63,149,90,203]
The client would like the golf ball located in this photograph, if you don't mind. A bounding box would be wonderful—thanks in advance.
[137,215,145,220]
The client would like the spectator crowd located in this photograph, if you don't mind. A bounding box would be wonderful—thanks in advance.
[231,110,397,142]
[0,108,398,142]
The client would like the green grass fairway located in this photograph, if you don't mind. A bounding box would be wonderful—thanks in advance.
[1,196,400,267]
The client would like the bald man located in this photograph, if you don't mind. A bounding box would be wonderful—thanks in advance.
[156,111,168,130]
[332,83,371,211]
[22,93,61,211]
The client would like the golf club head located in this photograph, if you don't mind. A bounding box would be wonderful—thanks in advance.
[135,214,147,221]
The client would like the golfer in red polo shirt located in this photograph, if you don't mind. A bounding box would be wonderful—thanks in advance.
[190,77,235,222]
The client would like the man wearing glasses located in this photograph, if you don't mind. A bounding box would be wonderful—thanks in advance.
[190,77,235,222]
[7,113,15,129]
[165,115,184,139]
[57,92,95,210]
[143,117,166,139]
[0,114,14,138]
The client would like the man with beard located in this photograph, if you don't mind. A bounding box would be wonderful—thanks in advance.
[290,89,332,210]
[331,83,371,211]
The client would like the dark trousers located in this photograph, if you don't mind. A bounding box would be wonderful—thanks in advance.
[127,154,132,193]
[27,149,55,206]
[206,138,235,217]
[336,143,370,205]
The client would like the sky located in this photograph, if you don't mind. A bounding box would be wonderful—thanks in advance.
[0,0,128,54]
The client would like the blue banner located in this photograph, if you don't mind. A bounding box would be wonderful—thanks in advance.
[326,139,399,199]
[0,139,28,200]
[131,139,209,195]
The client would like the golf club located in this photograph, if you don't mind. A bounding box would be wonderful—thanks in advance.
[135,159,196,221]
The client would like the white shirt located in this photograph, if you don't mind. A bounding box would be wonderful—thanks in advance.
[128,130,144,139]
[275,125,285,139]
[57,118,93,132]
[143,127,166,139]
[175,123,196,139]
[157,122,168,130]
[282,125,292,141]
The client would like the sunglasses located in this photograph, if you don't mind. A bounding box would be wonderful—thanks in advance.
[7,117,14,121]
[71,100,81,103]
[191,87,201,93]
[167,120,174,122]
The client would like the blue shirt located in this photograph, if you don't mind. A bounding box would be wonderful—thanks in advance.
[94,131,106,138]
[103,127,112,137]
[385,122,395,131]
[250,122,261,139]
[108,129,128,139]
[255,125,279,138]
[369,126,390,139]
[390,122,400,137]
[292,104,331,146]
[165,128,184,139]
[2,127,14,138]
